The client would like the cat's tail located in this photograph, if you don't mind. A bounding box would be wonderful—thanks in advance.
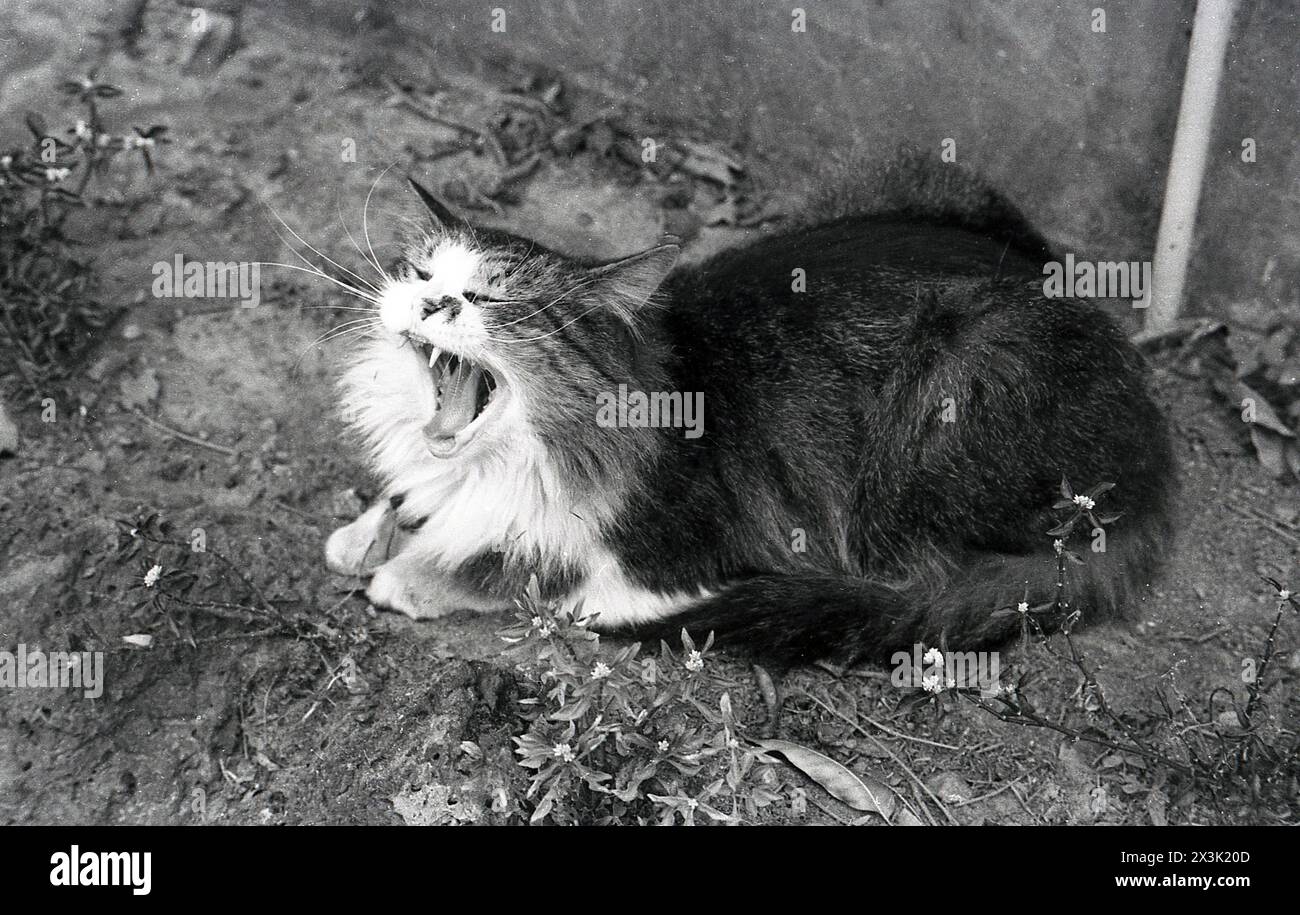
[617,520,1168,667]
[799,145,1057,262]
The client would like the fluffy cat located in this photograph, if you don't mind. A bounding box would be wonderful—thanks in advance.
[326,155,1173,665]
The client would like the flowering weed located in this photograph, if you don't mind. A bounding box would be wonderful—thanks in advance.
[502,577,788,825]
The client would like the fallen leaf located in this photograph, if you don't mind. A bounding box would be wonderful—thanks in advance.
[895,807,925,826]
[1251,427,1291,479]
[1147,789,1169,826]
[754,738,898,821]
[1238,382,1294,437]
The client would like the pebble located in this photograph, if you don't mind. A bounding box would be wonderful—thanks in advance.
[330,487,365,519]
[0,399,18,457]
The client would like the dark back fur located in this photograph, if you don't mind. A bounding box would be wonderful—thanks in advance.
[597,155,1173,662]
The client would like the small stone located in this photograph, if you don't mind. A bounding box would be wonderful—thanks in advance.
[926,771,973,804]
[74,451,108,474]
[0,399,18,457]
[331,488,365,519]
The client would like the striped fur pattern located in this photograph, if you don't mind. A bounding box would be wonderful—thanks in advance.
[328,159,1173,664]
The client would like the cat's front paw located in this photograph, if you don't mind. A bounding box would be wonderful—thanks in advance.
[325,498,401,576]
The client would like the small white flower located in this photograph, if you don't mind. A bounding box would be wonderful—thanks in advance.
[921,671,944,694]
[530,615,542,628]
[74,119,91,139]
[1279,590,1292,602]
[685,650,704,672]
[923,646,944,666]
[1017,601,1030,614]
[1053,539,1065,555]
[143,564,162,588]
[552,742,575,763]
[0,155,11,168]
[45,167,70,183]
[591,661,612,680]
[1072,494,1095,511]
[656,739,670,752]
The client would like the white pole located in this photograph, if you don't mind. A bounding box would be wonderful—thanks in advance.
[1144,0,1240,330]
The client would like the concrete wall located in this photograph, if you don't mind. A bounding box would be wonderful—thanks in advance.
[347,0,1297,318]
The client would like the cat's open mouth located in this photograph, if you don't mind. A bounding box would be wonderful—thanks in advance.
[418,344,504,458]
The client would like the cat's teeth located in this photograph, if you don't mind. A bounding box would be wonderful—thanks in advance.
[428,347,441,369]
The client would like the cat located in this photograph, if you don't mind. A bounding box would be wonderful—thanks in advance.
[326,153,1173,665]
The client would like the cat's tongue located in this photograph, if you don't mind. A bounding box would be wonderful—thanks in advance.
[423,358,482,455]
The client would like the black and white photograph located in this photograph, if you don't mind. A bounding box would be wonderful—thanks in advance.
[0,0,1296,861]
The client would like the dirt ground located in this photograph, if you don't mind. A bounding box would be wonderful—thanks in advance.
[1,3,1297,825]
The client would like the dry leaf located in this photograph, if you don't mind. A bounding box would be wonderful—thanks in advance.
[1238,382,1294,437]
[754,738,899,822]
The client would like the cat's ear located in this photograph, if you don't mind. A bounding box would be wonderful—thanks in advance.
[407,176,467,229]
[587,244,679,326]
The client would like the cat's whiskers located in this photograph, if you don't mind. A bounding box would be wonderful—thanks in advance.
[251,261,381,306]
[289,316,381,377]
[492,301,611,344]
[488,276,597,330]
[260,199,381,295]
[297,305,376,313]
[306,318,382,351]
[362,163,398,279]
[336,197,390,284]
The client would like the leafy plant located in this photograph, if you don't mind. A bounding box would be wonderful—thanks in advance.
[501,579,788,825]
[0,71,167,395]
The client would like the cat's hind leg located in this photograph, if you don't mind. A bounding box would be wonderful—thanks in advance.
[365,549,509,619]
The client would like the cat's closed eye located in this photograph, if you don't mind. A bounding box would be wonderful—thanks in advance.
[463,290,507,305]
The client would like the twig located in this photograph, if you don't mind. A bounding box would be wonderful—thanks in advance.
[949,778,1022,809]
[1166,625,1231,644]
[963,692,1194,777]
[1243,597,1288,725]
[799,690,959,826]
[1224,502,1300,547]
[130,407,237,457]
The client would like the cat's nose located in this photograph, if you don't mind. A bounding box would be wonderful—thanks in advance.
[420,295,461,320]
